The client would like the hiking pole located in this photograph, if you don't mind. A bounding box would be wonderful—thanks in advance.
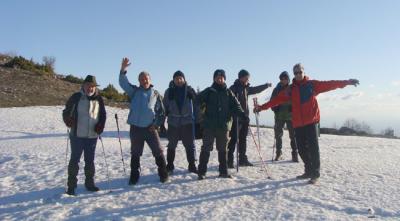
[249,126,272,179]
[99,136,111,192]
[64,129,70,192]
[236,116,239,172]
[272,138,276,162]
[115,114,127,176]
[253,98,262,151]
[189,99,197,161]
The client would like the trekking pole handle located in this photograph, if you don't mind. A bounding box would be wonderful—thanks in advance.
[252,97,258,106]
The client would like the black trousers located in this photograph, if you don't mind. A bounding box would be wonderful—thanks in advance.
[294,123,320,178]
[227,119,249,161]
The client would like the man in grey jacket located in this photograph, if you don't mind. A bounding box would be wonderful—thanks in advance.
[163,71,198,174]
[119,57,168,185]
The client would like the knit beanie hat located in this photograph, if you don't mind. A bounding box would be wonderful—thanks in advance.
[173,70,185,80]
[213,69,226,80]
[279,71,290,80]
[238,69,250,79]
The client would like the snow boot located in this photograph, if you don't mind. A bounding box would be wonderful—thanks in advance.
[155,155,169,183]
[291,151,299,163]
[129,155,140,185]
[218,151,232,178]
[166,148,175,175]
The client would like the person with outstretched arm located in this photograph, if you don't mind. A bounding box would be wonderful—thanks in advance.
[119,57,168,185]
[254,63,359,184]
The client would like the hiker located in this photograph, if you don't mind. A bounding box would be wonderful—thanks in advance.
[62,75,107,195]
[254,63,359,184]
[270,71,298,162]
[196,69,248,180]
[163,70,198,174]
[119,57,168,185]
[227,69,271,168]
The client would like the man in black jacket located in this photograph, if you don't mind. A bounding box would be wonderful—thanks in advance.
[227,69,271,167]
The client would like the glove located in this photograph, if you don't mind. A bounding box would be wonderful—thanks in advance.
[65,117,74,128]
[349,79,359,87]
[95,123,104,134]
[253,105,262,113]
[266,83,272,87]
[148,125,159,133]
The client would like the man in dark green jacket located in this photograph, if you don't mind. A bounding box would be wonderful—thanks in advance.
[196,69,247,180]
[270,71,298,162]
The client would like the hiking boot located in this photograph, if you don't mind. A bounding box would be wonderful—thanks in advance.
[308,177,319,185]
[296,173,312,179]
[188,163,198,174]
[198,174,206,180]
[155,155,169,183]
[85,184,100,192]
[218,173,233,179]
[239,159,254,167]
[65,187,75,196]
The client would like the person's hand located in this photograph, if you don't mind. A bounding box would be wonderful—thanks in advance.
[266,83,272,87]
[348,79,359,87]
[121,57,131,72]
[65,117,74,128]
[253,105,262,113]
[95,123,104,134]
[148,125,158,133]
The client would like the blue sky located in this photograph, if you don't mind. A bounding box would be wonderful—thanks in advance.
[1,0,399,135]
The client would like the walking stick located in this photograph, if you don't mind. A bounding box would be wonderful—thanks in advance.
[251,97,272,179]
[99,136,111,192]
[115,114,127,175]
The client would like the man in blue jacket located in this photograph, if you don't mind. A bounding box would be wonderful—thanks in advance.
[119,57,168,185]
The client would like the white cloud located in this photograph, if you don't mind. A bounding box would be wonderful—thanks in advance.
[341,91,364,100]
[391,81,400,86]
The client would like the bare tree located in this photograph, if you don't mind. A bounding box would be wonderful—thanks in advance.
[382,127,395,137]
[42,56,56,69]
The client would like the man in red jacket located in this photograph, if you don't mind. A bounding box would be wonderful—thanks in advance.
[254,63,359,184]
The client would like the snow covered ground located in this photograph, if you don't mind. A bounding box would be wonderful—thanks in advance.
[0,106,399,221]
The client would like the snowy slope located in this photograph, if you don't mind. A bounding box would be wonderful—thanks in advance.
[0,106,399,221]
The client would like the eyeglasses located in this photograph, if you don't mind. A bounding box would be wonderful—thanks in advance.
[294,71,303,75]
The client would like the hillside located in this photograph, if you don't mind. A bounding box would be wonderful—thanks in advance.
[0,55,128,108]
[1,106,399,220]
[0,66,81,107]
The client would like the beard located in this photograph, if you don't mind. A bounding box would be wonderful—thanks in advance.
[86,91,95,97]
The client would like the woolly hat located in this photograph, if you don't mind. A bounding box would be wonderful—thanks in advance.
[213,69,226,80]
[279,71,289,80]
[238,69,250,79]
[173,70,185,80]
